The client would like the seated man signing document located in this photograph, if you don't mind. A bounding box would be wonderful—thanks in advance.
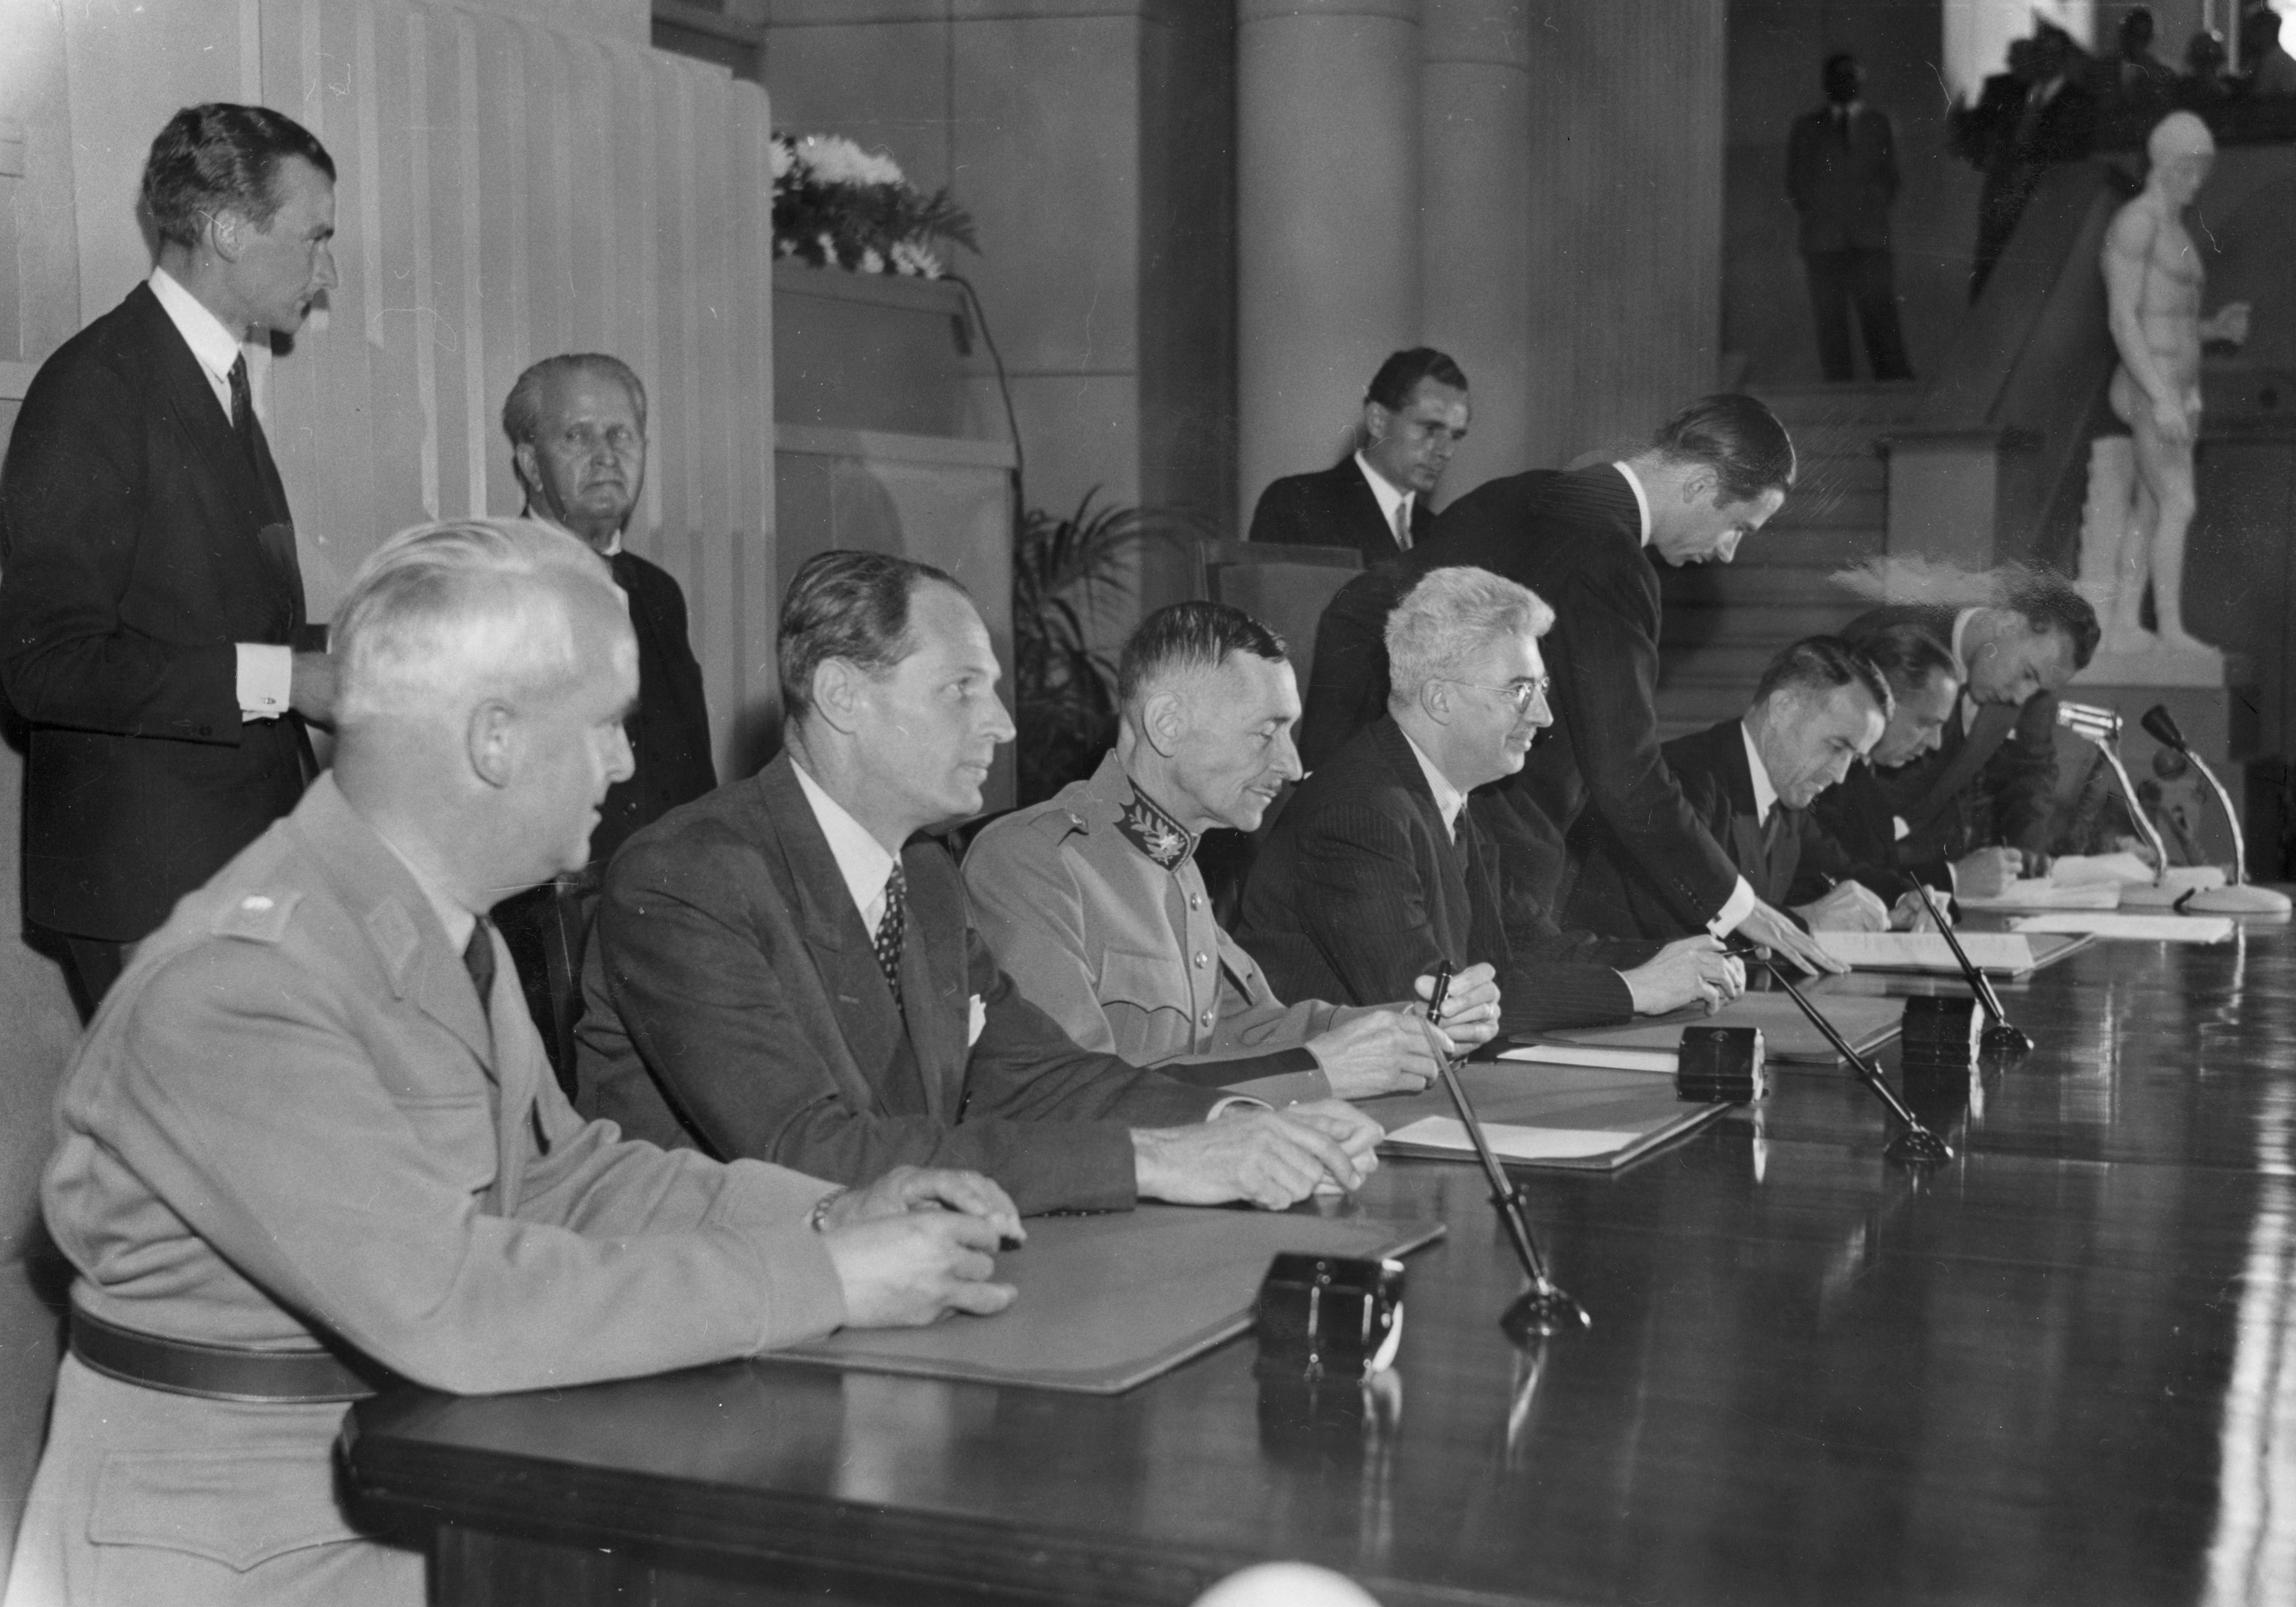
[577,551,1381,1215]
[6,519,1016,1607]
[1237,566,1745,1033]
[964,600,1501,1104]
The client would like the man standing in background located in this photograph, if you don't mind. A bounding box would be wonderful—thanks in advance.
[1787,52,1912,382]
[0,104,339,1016]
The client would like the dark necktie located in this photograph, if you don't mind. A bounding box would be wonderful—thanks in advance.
[227,354,259,466]
[1761,806,1793,892]
[463,916,497,1012]
[873,864,907,1005]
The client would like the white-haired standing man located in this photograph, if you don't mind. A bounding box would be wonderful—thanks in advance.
[4,519,1018,1607]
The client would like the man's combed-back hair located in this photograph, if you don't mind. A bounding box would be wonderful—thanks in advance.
[1752,635,1893,721]
[142,103,335,251]
[1650,394,1798,503]
[777,549,966,728]
[1366,347,1469,411]
[2001,565,2103,670]
[502,353,649,450]
[1384,566,1553,705]
[1117,602,1287,711]
[334,518,622,726]
[1843,619,1959,696]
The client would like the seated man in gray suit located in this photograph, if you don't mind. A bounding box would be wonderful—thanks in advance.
[1237,566,1745,1035]
[577,551,1382,1215]
[1565,636,1893,943]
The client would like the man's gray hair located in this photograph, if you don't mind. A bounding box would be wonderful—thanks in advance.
[334,517,624,725]
[1384,566,1554,704]
[502,353,648,450]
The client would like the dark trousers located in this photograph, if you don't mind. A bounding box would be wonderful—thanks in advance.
[1803,248,1911,381]
[35,931,129,1024]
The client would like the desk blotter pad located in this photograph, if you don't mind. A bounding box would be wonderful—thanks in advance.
[1368,1061,1725,1171]
[771,1207,1444,1395]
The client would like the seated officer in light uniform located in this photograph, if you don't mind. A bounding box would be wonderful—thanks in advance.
[963,602,1501,1102]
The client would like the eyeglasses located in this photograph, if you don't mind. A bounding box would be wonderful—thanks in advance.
[1446,676,1552,714]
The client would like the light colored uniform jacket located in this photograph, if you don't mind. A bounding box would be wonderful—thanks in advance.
[964,751,1374,1107]
[5,776,845,1607]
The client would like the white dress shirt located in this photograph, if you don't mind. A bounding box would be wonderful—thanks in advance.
[791,759,900,931]
[1400,728,1468,841]
[1740,721,1780,827]
[149,268,294,724]
[1612,461,1757,934]
[1354,452,1415,548]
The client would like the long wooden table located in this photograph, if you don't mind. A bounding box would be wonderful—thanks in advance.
[346,923,2296,1605]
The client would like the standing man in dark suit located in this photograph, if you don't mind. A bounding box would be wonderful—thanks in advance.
[576,550,1382,1216]
[1964,25,2098,301]
[1239,567,1745,1034]
[1840,574,2099,897]
[1567,636,1893,943]
[0,104,339,1016]
[1787,53,1912,382]
[498,353,719,1078]
[1300,395,1835,974]
[1246,348,1469,563]
[504,353,716,869]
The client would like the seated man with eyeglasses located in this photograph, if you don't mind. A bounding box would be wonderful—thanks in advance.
[1236,566,1746,1035]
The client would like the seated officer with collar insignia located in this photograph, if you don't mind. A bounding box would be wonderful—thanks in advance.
[964,602,1501,1103]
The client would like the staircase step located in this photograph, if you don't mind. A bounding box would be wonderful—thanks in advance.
[1660,640,1819,681]
[1769,485,1885,530]
[1660,566,1862,607]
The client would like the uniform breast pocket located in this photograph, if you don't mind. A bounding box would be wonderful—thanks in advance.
[387,1092,497,1193]
[1094,946,1199,1055]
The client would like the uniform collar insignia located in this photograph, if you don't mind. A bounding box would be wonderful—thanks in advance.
[1117,782,1195,869]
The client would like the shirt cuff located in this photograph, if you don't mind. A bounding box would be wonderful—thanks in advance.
[236,642,293,722]
[1707,876,1757,938]
[1208,1096,1271,1119]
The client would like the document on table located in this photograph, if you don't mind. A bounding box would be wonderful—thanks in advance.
[1814,930,2091,976]
[1367,1060,1729,1171]
[1385,1117,1659,1161]
[2008,912,2235,943]
[1500,1043,1678,1074]
[1957,877,2122,911]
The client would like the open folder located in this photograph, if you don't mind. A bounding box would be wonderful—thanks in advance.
[1366,1060,1728,1172]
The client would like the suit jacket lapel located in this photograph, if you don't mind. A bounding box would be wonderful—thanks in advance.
[896,845,964,1125]
[1370,720,1473,965]
[1903,699,2018,836]
[1712,723,1776,896]
[756,761,903,1116]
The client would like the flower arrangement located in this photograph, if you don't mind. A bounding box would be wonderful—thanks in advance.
[770,132,978,279]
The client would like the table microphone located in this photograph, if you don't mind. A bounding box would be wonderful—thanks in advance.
[2137,705,2292,915]
[1730,949,1953,1166]
[1902,877,2031,1055]
[1423,964,1590,1340]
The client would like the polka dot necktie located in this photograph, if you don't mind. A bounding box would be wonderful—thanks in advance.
[873,864,907,1005]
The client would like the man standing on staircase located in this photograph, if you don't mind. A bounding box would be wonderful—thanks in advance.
[1786,52,1913,383]
[1297,394,1839,975]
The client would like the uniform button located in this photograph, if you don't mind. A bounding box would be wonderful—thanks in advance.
[1200,1010,1215,1028]
[1194,952,1209,968]
[1189,895,1202,909]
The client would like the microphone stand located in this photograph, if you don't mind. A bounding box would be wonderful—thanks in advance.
[1903,878,2030,1055]
[1749,956,1954,1166]
[2139,704,2293,915]
[1425,966,1589,1340]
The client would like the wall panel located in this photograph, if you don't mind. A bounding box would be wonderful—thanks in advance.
[258,0,778,774]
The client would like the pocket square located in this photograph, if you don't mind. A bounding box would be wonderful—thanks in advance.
[968,994,987,1047]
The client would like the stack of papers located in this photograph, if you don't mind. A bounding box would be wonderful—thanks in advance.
[1383,1117,1654,1163]
[1500,1043,1678,1074]
[1815,930,2084,976]
[1958,877,2122,911]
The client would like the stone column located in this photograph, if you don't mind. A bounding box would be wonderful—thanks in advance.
[1237,0,1423,532]
[1419,0,1531,503]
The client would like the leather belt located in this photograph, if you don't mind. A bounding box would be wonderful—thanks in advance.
[69,1308,392,1404]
